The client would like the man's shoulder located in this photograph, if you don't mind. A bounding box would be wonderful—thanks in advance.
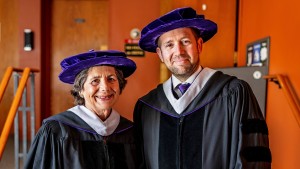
[212,70,247,86]
[140,83,164,99]
[210,71,253,96]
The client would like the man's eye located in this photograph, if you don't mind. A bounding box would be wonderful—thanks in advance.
[165,43,173,48]
[182,40,191,45]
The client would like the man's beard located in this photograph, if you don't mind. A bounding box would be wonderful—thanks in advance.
[169,60,199,81]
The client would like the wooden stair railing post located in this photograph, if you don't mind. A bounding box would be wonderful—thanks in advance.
[0,67,14,103]
[0,67,31,159]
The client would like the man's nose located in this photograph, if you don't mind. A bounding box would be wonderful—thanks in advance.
[174,44,185,55]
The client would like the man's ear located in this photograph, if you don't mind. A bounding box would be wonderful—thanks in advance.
[156,47,164,62]
[197,38,203,53]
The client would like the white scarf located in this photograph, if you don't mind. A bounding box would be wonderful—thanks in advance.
[68,105,120,136]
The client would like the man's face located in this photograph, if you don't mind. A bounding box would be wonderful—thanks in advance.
[156,27,203,81]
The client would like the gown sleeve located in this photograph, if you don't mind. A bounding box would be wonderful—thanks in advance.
[24,121,63,169]
[233,80,272,168]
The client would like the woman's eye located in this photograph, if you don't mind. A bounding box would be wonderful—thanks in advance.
[108,77,116,83]
[91,79,100,85]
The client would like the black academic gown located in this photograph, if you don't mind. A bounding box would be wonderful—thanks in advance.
[134,69,271,169]
[24,111,139,169]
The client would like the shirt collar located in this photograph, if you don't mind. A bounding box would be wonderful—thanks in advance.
[163,67,217,114]
[172,65,202,90]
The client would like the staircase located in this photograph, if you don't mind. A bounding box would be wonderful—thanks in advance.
[0,67,39,169]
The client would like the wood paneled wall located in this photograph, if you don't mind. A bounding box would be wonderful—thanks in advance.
[0,0,19,132]
[50,0,109,116]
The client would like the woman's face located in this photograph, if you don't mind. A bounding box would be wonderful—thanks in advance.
[80,66,120,115]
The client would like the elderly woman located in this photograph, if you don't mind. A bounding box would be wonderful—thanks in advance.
[24,50,140,169]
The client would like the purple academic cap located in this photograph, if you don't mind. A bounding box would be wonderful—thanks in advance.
[139,7,218,53]
[59,50,136,84]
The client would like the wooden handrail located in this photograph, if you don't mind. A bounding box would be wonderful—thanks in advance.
[0,67,39,103]
[264,74,300,127]
[0,67,39,159]
[0,67,14,103]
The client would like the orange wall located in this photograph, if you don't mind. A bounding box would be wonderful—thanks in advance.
[108,0,161,120]
[238,1,300,168]
[12,0,300,168]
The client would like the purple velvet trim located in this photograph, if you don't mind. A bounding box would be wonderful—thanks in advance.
[58,50,136,84]
[50,120,98,135]
[139,97,217,118]
[60,50,127,70]
[113,125,133,134]
[183,97,217,116]
[139,7,217,52]
[49,119,133,135]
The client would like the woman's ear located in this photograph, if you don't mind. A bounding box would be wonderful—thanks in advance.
[79,91,83,98]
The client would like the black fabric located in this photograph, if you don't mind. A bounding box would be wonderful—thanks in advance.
[158,109,205,169]
[134,70,272,169]
[242,119,269,135]
[242,147,272,162]
[24,111,140,169]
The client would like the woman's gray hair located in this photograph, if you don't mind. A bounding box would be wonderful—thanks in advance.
[70,66,127,105]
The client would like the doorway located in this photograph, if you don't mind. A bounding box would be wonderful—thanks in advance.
[50,0,109,116]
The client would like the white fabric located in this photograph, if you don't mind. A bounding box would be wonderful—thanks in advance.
[163,67,217,114]
[68,105,120,136]
[172,66,202,97]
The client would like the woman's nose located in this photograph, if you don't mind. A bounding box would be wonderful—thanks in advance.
[99,80,109,91]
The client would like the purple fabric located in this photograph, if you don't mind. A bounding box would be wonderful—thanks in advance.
[139,7,217,53]
[59,50,136,84]
[178,83,191,94]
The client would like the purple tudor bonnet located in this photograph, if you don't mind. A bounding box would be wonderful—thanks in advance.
[59,50,136,84]
[139,7,218,53]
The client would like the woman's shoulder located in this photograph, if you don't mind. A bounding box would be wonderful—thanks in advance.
[40,111,96,136]
[116,116,134,132]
